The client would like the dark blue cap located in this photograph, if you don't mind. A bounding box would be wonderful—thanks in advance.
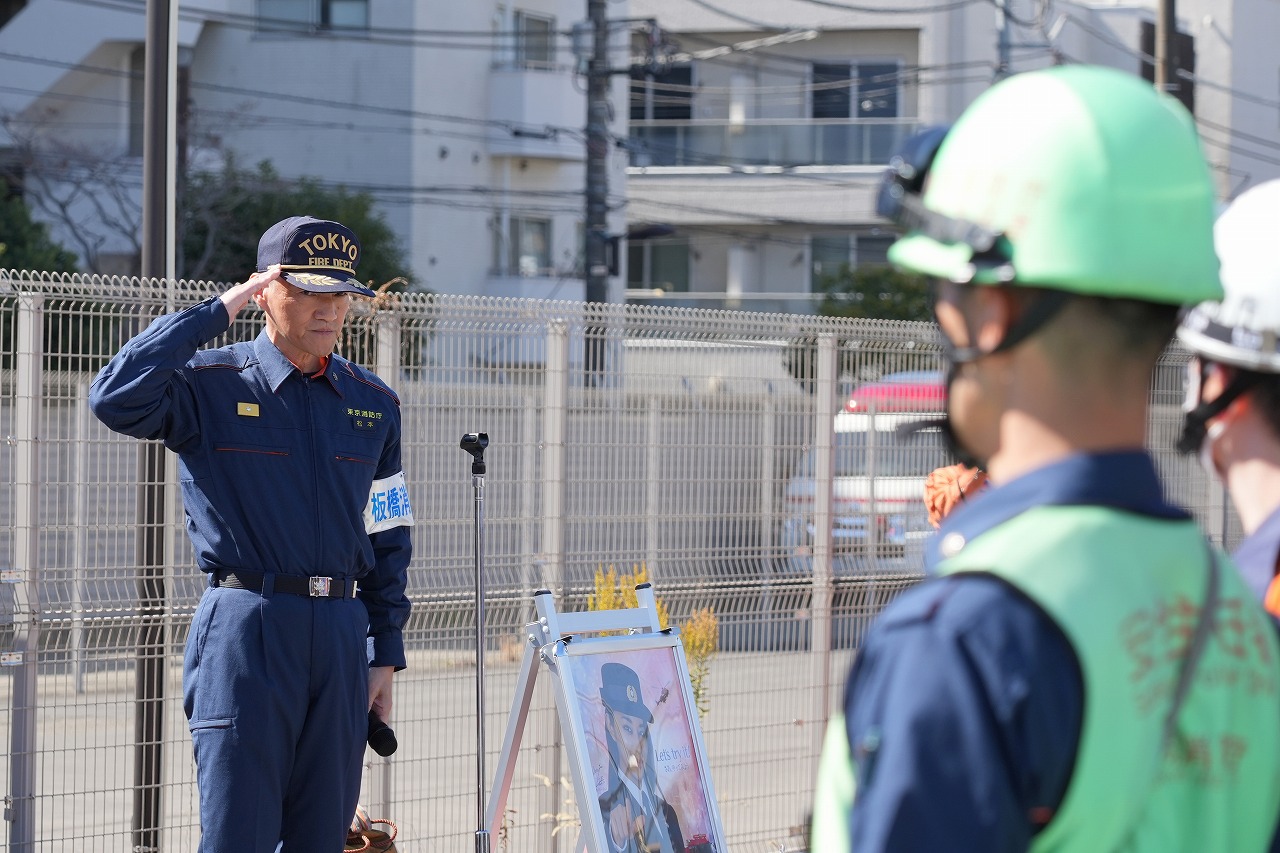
[599,662,652,722]
[257,216,375,297]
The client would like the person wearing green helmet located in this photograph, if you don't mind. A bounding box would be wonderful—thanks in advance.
[810,64,1280,853]
[1178,179,1280,617]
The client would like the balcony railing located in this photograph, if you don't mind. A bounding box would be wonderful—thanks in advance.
[627,118,921,169]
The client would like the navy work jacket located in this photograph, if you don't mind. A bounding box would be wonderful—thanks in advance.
[840,451,1280,852]
[88,297,412,668]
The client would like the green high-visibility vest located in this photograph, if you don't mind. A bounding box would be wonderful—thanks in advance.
[813,506,1280,852]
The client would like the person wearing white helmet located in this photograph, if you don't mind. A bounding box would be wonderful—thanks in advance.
[1178,179,1280,614]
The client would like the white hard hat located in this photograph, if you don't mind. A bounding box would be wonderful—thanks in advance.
[1178,180,1280,372]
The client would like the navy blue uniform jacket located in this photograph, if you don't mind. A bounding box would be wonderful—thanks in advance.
[88,296,412,668]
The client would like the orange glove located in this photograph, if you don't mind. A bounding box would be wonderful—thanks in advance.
[924,464,989,529]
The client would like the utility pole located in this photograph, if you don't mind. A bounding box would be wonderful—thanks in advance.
[136,0,176,850]
[994,0,1011,79]
[1154,0,1180,103]
[578,9,668,381]
[583,0,612,382]
[585,0,611,306]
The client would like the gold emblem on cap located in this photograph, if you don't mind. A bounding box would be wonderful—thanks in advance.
[626,685,638,703]
[288,271,342,288]
[238,402,260,417]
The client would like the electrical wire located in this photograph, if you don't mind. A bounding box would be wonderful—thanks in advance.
[794,0,987,15]
[61,0,584,53]
[679,0,801,30]
[0,49,585,141]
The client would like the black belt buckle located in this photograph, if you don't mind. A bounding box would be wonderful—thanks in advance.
[309,576,332,597]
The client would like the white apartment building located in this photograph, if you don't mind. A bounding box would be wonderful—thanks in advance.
[2,0,1276,308]
[0,0,630,300]
[625,0,1280,312]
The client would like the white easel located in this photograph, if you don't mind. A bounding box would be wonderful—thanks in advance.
[487,582,726,853]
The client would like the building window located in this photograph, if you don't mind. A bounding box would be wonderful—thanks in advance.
[811,235,851,290]
[812,234,893,290]
[629,64,693,166]
[812,63,852,120]
[514,11,555,70]
[630,64,693,122]
[811,62,901,119]
[856,235,894,266]
[497,216,552,277]
[628,238,690,292]
[811,62,902,164]
[258,0,368,32]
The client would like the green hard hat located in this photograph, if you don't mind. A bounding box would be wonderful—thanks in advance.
[888,65,1222,305]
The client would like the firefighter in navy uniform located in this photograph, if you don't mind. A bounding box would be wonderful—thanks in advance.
[89,216,413,853]
[810,66,1280,852]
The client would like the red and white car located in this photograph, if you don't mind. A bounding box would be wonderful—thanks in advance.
[782,370,949,572]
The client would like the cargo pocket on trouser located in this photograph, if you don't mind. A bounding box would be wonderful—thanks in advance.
[182,585,269,727]
[183,589,219,723]
[188,717,236,774]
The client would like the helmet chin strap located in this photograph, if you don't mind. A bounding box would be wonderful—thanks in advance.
[914,288,1073,471]
[1178,369,1257,454]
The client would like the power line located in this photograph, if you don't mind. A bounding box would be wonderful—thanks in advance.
[0,49,585,140]
[794,0,986,15]
[679,0,802,30]
[62,0,587,52]
[1180,68,1280,111]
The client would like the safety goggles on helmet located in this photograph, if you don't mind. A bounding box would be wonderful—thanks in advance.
[875,126,1014,285]
[878,127,1069,365]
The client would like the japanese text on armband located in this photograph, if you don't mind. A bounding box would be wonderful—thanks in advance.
[364,471,415,534]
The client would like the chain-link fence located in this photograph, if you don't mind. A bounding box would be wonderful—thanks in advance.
[0,270,1233,852]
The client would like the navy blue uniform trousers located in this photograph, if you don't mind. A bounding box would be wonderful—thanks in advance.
[184,584,368,852]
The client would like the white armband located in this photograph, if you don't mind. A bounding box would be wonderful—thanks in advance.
[364,471,415,534]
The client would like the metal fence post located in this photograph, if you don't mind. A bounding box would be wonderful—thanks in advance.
[519,394,538,634]
[73,382,89,695]
[645,396,660,576]
[376,307,401,384]
[757,395,776,613]
[540,320,568,853]
[8,290,43,852]
[370,297,404,821]
[810,335,837,752]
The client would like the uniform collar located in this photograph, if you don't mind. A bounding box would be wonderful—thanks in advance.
[1230,504,1280,601]
[926,450,1190,573]
[254,330,344,396]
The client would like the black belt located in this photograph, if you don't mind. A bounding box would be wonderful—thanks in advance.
[212,569,357,599]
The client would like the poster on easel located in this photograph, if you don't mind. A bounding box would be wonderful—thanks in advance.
[564,644,721,853]
[486,585,726,853]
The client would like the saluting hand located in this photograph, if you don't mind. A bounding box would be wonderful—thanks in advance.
[220,265,282,320]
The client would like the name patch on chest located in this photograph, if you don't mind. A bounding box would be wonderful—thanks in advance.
[237,402,260,417]
[348,407,383,431]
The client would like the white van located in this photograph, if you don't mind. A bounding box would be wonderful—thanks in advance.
[781,376,949,572]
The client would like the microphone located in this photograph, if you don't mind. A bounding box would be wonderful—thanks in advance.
[367,710,398,757]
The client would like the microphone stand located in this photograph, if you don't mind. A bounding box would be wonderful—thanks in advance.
[460,433,491,853]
